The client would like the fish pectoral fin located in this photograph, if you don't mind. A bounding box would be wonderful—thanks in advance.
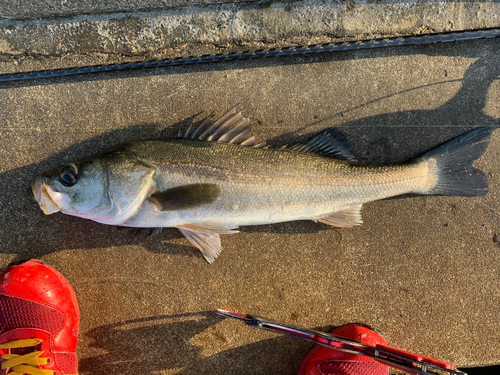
[177,223,239,263]
[150,184,221,211]
[290,128,358,162]
[315,204,363,228]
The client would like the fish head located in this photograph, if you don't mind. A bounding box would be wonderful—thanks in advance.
[30,158,109,216]
[30,149,156,225]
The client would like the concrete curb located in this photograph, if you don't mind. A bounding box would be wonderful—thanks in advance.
[1,0,499,74]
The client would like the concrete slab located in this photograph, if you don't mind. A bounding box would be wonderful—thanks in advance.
[0,0,258,18]
[0,38,499,374]
[1,1,499,75]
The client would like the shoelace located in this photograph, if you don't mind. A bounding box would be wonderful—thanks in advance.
[0,339,53,375]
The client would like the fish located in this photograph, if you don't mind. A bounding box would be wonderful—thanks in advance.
[30,107,492,263]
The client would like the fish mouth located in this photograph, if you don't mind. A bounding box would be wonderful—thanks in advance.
[30,176,62,215]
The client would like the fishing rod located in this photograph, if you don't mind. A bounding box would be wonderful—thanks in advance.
[217,309,467,375]
[0,28,499,82]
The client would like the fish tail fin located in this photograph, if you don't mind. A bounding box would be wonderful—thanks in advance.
[417,127,492,197]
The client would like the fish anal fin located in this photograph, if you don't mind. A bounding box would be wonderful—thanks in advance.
[177,223,239,263]
[150,184,220,211]
[315,204,363,228]
[291,128,358,162]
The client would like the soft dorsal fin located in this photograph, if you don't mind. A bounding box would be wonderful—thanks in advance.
[176,223,239,263]
[150,184,221,211]
[177,106,266,148]
[291,128,358,162]
[314,204,363,228]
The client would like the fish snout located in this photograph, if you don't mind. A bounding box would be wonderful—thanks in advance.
[30,176,42,204]
[30,176,61,215]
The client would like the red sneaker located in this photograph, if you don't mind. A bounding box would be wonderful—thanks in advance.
[299,324,389,375]
[0,260,80,375]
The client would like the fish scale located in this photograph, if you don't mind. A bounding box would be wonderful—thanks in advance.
[127,139,427,214]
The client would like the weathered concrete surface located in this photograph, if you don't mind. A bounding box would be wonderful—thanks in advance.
[0,38,499,374]
[0,0,258,18]
[0,1,499,74]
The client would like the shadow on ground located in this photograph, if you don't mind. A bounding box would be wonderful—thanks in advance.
[80,310,500,375]
[0,39,498,262]
[79,310,330,375]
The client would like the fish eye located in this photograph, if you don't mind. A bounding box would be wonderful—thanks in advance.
[59,163,78,187]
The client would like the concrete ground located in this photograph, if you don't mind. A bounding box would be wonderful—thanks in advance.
[1,0,500,75]
[0,36,499,374]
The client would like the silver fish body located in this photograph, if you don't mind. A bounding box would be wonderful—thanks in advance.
[121,139,434,228]
[30,108,492,262]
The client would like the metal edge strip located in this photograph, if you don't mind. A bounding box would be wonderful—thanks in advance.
[1,28,499,82]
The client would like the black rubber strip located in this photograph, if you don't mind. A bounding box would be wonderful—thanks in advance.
[1,28,499,82]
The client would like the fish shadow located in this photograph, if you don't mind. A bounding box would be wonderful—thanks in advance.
[78,310,335,375]
[239,221,329,235]
[266,38,500,164]
[0,116,209,261]
[0,112,326,261]
[0,38,499,260]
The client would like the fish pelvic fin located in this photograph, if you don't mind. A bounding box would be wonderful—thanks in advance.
[177,223,239,263]
[178,106,267,148]
[416,127,492,197]
[290,128,358,162]
[315,204,363,228]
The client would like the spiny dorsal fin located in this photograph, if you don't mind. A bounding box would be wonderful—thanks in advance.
[315,204,363,228]
[291,128,358,162]
[178,106,266,148]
